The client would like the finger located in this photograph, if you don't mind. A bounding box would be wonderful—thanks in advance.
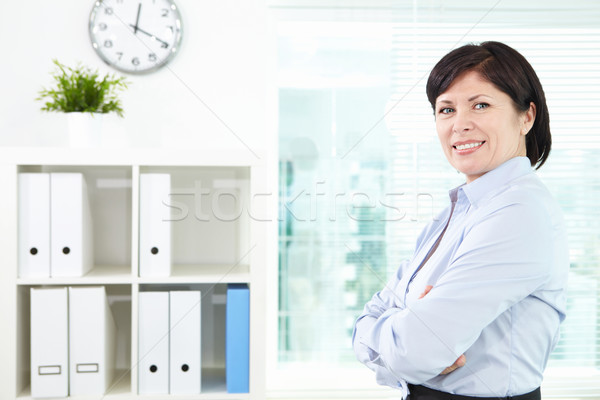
[440,354,466,375]
[440,364,457,375]
[418,285,434,299]
[440,366,454,375]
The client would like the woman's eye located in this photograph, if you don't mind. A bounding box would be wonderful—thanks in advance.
[474,103,489,110]
[438,107,454,114]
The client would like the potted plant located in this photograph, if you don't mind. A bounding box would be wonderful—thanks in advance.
[37,59,130,147]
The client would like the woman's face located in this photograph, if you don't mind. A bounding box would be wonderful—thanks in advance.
[435,70,535,183]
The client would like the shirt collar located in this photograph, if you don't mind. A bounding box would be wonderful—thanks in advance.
[449,157,533,208]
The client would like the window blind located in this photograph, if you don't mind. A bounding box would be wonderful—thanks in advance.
[274,1,600,397]
[387,4,600,398]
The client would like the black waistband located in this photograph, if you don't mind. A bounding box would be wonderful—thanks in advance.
[407,384,541,400]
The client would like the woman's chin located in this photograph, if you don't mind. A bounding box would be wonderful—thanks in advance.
[452,163,487,183]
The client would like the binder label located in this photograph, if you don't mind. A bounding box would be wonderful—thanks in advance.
[76,363,100,373]
[38,366,61,375]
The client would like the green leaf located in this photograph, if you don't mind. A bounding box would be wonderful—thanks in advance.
[36,59,130,117]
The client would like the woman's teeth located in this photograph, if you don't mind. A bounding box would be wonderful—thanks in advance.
[455,141,484,150]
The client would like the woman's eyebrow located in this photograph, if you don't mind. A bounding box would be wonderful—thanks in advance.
[467,94,493,102]
[436,94,494,107]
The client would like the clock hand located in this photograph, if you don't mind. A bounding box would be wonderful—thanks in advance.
[128,24,169,48]
[132,3,142,34]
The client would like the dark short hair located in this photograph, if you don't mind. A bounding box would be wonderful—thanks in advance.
[426,41,551,169]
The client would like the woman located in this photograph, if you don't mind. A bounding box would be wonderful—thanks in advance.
[353,41,569,400]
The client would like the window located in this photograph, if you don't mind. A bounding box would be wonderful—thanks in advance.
[273,1,600,397]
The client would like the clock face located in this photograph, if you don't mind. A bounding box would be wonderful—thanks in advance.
[89,0,183,74]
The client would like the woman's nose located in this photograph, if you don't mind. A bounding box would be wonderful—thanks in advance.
[452,109,473,133]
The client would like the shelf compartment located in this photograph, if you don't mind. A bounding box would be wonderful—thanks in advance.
[138,166,251,276]
[137,284,246,396]
[16,285,132,398]
[18,165,133,278]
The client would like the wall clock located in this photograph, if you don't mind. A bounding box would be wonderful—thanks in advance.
[89,0,183,74]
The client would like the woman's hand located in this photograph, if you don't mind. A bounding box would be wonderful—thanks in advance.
[440,354,466,375]
[418,285,467,375]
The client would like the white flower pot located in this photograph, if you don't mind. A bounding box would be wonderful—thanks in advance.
[66,112,103,148]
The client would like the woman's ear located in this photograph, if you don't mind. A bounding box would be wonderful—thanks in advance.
[522,102,537,135]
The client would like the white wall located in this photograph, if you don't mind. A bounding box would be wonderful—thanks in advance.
[0,0,270,156]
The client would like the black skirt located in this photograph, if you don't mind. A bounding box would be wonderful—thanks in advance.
[407,384,541,400]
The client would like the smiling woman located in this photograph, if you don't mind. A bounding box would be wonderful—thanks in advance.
[353,42,569,400]
[426,42,551,174]
[434,71,535,183]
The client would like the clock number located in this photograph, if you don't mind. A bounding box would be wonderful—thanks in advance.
[89,0,182,74]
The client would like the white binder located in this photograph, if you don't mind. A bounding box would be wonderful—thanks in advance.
[18,173,50,278]
[139,174,172,277]
[138,291,170,394]
[30,287,69,398]
[170,290,201,394]
[69,286,117,396]
[50,173,93,277]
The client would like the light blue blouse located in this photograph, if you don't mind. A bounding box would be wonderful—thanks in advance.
[353,156,569,398]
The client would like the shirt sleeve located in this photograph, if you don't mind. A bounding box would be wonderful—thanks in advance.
[352,260,408,389]
[360,200,555,384]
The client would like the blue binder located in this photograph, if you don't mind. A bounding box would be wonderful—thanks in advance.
[226,284,250,393]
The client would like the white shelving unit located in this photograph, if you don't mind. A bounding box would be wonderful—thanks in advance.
[0,147,268,400]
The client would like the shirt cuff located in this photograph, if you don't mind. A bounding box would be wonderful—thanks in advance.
[353,316,378,364]
[373,366,409,399]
